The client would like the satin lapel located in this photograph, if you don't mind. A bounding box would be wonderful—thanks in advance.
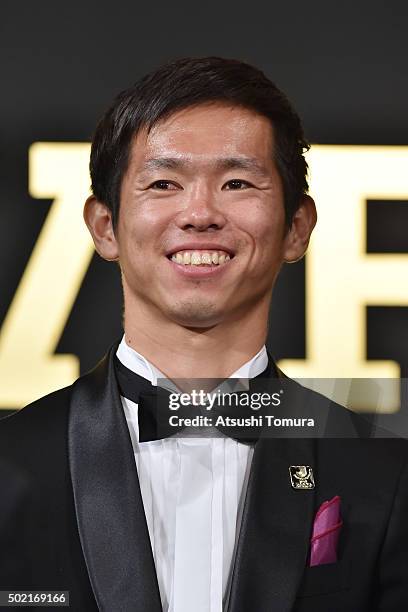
[68,345,162,612]
[227,436,316,612]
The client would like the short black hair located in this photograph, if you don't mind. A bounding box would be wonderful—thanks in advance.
[90,56,309,227]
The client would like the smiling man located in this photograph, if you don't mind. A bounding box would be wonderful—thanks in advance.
[86,99,314,379]
[1,57,408,612]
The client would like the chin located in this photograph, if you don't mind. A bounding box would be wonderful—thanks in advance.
[165,298,225,328]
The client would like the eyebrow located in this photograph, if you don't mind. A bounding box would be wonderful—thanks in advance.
[139,156,270,177]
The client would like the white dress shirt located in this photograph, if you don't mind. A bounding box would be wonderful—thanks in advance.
[116,337,268,612]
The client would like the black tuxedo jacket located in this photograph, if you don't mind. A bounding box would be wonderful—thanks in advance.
[1,344,408,611]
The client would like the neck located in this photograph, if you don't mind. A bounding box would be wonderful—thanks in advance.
[123,297,270,380]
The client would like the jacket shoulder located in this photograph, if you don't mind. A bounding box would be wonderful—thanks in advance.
[0,385,73,463]
[1,384,72,426]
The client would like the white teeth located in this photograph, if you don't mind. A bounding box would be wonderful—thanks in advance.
[191,251,201,265]
[170,250,232,266]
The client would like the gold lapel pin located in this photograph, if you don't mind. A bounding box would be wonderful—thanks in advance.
[289,465,315,490]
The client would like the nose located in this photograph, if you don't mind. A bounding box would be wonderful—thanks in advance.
[175,189,227,232]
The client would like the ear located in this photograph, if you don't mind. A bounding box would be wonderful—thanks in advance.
[83,196,119,261]
[283,195,317,263]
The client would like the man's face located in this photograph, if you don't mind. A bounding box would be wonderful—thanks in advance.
[114,103,295,327]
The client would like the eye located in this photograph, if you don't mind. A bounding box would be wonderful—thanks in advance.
[223,179,253,190]
[148,180,180,190]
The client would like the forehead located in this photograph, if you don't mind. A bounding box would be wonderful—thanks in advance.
[129,103,275,169]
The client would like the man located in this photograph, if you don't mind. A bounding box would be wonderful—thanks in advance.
[1,57,407,612]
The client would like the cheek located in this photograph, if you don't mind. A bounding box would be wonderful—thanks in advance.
[258,223,285,254]
[116,208,171,275]
[233,200,285,250]
[118,203,153,245]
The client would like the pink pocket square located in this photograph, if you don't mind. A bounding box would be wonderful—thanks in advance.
[309,495,343,567]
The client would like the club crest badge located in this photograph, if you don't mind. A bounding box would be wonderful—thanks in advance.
[289,465,315,490]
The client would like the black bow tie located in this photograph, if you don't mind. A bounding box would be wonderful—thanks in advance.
[115,355,279,444]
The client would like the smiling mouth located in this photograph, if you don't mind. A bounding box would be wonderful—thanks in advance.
[167,250,234,266]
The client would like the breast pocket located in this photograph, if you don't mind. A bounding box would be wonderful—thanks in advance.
[296,558,351,598]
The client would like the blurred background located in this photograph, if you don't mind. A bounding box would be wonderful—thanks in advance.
[1,0,408,414]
